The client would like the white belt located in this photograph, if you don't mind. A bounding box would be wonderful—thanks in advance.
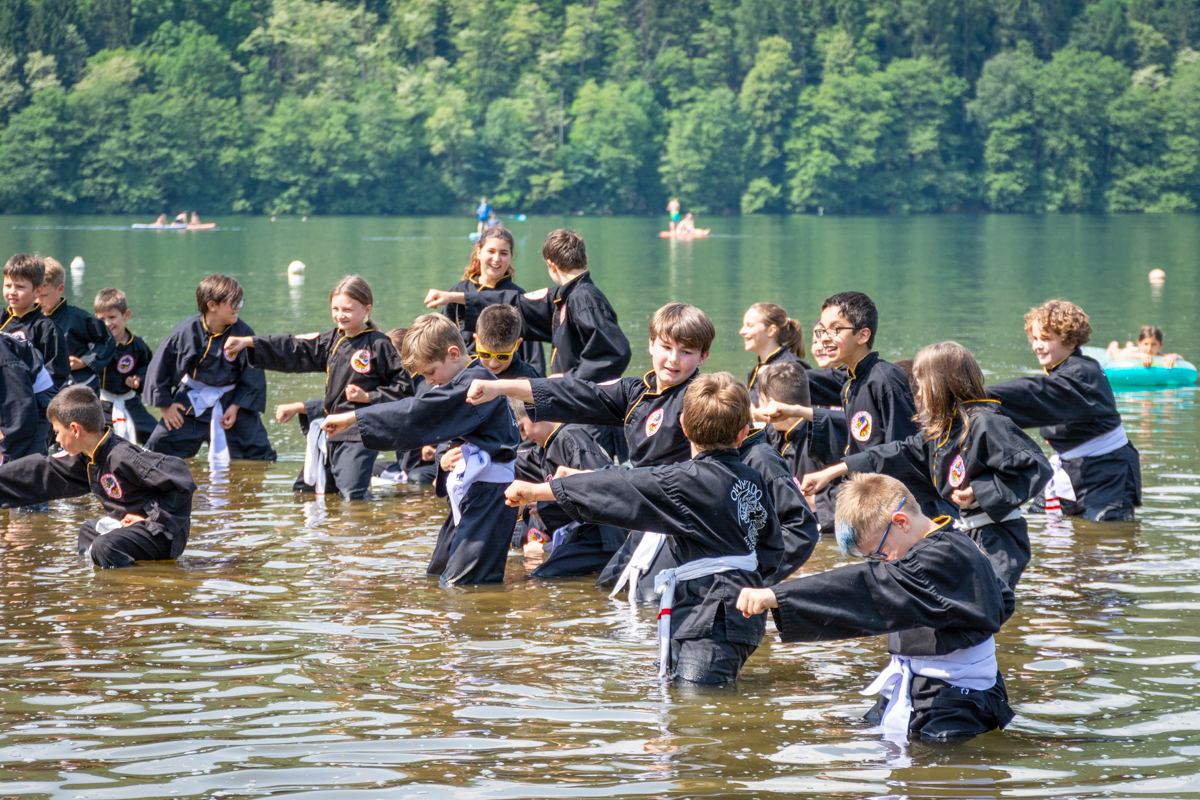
[955,507,1022,531]
[652,553,758,679]
[303,417,328,494]
[446,443,515,525]
[609,532,666,607]
[1045,425,1128,505]
[32,367,53,394]
[861,636,998,734]
[551,521,581,550]
[180,376,234,469]
[101,389,138,444]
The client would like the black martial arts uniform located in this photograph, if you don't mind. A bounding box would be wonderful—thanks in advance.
[355,362,520,586]
[518,424,625,578]
[1,304,70,389]
[843,401,1051,589]
[550,448,780,684]
[465,272,632,460]
[45,298,115,389]
[0,429,196,567]
[0,332,48,461]
[442,274,546,375]
[98,330,157,444]
[249,325,410,500]
[767,418,846,534]
[807,366,849,409]
[988,349,1141,521]
[768,521,1016,740]
[143,315,275,461]
[747,347,812,407]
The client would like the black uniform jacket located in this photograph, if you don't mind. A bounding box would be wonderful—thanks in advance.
[526,424,625,550]
[442,274,546,375]
[143,315,268,415]
[466,272,631,381]
[0,332,44,460]
[986,350,1122,452]
[46,298,115,387]
[739,427,819,582]
[811,351,919,462]
[0,429,197,556]
[747,348,812,406]
[771,522,1015,657]
[844,402,1052,521]
[551,448,780,647]
[1,303,70,388]
[249,325,410,442]
[807,366,849,409]
[100,331,153,395]
[531,370,694,467]
[356,361,519,463]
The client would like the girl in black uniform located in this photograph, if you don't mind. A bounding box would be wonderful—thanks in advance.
[225,276,409,500]
[802,342,1051,589]
[740,302,810,407]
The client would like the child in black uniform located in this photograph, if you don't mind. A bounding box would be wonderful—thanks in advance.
[371,328,438,486]
[739,302,811,406]
[738,473,1015,741]
[0,387,197,568]
[40,257,115,391]
[802,342,1051,589]
[227,276,409,500]
[94,288,157,445]
[320,314,520,586]
[988,299,1142,521]
[439,226,545,374]
[3,254,69,446]
[0,331,53,462]
[506,373,781,685]
[143,274,275,464]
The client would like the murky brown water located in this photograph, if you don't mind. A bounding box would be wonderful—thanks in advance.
[3,215,1200,798]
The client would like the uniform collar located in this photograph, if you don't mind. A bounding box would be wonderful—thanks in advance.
[692,447,740,464]
[338,322,376,339]
[200,314,230,337]
[642,369,696,396]
[554,271,591,301]
[541,422,565,450]
[117,329,135,346]
[88,428,115,465]
[5,303,43,321]
[1044,348,1080,374]
[469,274,514,291]
[925,516,952,536]
[46,297,67,317]
[845,350,878,380]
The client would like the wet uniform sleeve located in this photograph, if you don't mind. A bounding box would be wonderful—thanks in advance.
[355,382,487,454]
[764,472,818,581]
[549,466,689,538]
[367,339,411,404]
[0,354,39,460]
[464,289,555,345]
[987,373,1104,430]
[529,377,633,428]
[0,453,91,506]
[133,337,153,386]
[127,451,197,533]
[843,432,936,495]
[228,326,268,414]
[875,385,921,444]
[77,315,116,376]
[143,332,181,408]
[566,302,632,382]
[966,422,1053,520]
[808,407,848,464]
[37,322,71,388]
[248,333,328,373]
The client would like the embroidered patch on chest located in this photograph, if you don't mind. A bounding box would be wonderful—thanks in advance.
[731,479,768,549]
[645,407,665,437]
[116,354,136,373]
[559,304,568,325]
[223,345,237,362]
[948,454,966,487]
[9,330,25,341]
[851,410,873,441]
[100,473,123,499]
[350,349,371,374]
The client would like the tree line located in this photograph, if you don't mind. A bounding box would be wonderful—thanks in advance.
[0,0,1197,216]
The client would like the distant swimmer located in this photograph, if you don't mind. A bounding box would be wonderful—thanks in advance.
[667,197,680,235]
[476,197,491,238]
[1107,325,1179,368]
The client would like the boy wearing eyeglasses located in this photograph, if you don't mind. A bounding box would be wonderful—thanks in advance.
[737,473,1015,741]
[143,274,276,462]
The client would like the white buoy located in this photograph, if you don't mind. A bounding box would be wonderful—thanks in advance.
[70,256,85,271]
[287,260,306,276]
[1149,268,1165,283]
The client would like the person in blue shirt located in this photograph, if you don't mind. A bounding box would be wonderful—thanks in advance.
[476,198,491,238]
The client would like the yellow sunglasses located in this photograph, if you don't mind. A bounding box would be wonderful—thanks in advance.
[476,343,519,363]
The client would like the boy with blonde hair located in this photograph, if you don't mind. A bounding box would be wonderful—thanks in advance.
[93,288,156,444]
[41,257,115,391]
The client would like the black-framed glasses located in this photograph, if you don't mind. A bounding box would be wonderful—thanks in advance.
[476,343,518,363]
[813,325,860,340]
[864,497,905,561]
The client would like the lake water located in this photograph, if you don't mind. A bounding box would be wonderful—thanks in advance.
[2,214,1200,799]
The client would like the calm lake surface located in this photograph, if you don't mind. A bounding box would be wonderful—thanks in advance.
[2,214,1200,799]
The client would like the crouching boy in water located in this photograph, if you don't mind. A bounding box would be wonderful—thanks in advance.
[737,473,1014,740]
[504,373,781,684]
[0,386,197,567]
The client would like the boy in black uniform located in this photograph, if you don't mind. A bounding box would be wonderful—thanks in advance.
[0,387,197,568]
[738,474,1015,741]
[41,258,115,391]
[94,288,157,445]
[0,331,53,462]
[320,314,520,586]
[3,254,69,449]
[506,373,781,684]
[143,274,275,464]
[426,228,631,459]
[988,299,1141,521]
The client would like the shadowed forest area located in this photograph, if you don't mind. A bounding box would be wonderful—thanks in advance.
[0,0,1197,215]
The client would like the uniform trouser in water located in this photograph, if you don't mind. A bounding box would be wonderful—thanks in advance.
[145,412,276,461]
[427,481,518,586]
[531,525,618,578]
[293,440,378,500]
[101,396,158,445]
[78,519,175,568]
[670,618,758,684]
[966,518,1031,591]
[863,671,1015,741]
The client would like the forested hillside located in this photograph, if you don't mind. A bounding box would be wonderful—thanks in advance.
[0,0,1197,215]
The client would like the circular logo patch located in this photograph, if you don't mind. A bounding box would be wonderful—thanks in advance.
[224,346,237,362]
[350,349,371,374]
[948,454,966,487]
[116,354,135,373]
[645,407,665,437]
[100,473,122,499]
[10,330,25,341]
[850,411,873,442]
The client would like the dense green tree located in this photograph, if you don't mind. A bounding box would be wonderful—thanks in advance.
[660,87,748,213]
[739,36,796,212]
[567,78,661,213]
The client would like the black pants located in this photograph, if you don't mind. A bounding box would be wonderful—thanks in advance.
[145,411,276,461]
[293,439,378,500]
[968,518,1031,590]
[864,671,1015,741]
[670,606,758,684]
[78,518,175,568]
[426,481,518,586]
[531,525,617,578]
[102,396,158,445]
